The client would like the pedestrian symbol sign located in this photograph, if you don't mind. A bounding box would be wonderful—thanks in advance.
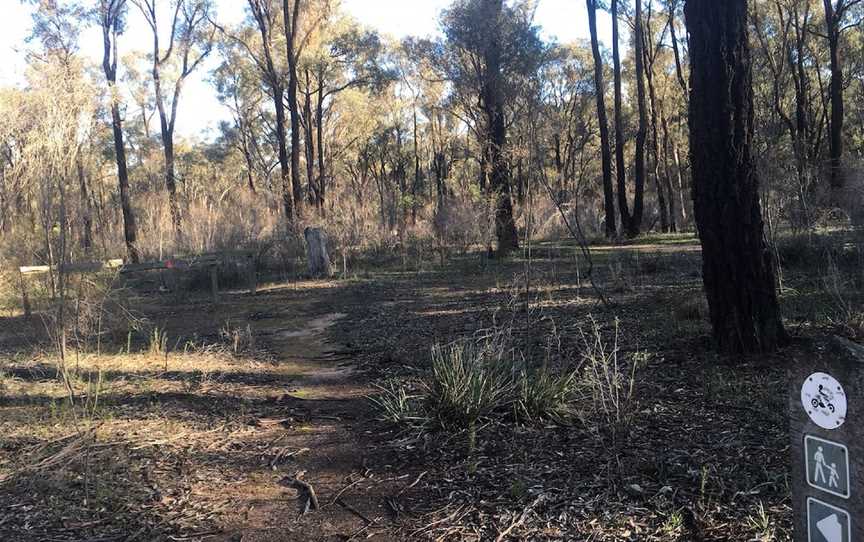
[808,497,851,542]
[805,435,850,499]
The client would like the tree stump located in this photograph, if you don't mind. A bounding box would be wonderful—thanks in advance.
[304,227,332,278]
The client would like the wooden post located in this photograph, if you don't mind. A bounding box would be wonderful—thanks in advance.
[246,253,257,296]
[18,270,31,321]
[210,264,219,304]
[790,336,863,541]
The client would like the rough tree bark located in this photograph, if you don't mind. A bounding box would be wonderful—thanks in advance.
[304,227,332,278]
[283,0,304,218]
[100,0,139,263]
[611,0,632,235]
[685,0,786,354]
[316,72,327,214]
[303,69,316,207]
[135,0,213,241]
[248,0,294,225]
[823,0,855,193]
[482,0,519,253]
[586,0,617,238]
[631,0,647,237]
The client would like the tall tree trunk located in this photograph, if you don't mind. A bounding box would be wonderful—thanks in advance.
[659,108,678,232]
[643,6,672,233]
[153,61,182,239]
[316,78,326,214]
[586,0,617,238]
[482,0,518,253]
[76,156,93,252]
[240,125,257,193]
[612,0,632,234]
[685,0,786,354]
[670,126,688,223]
[101,3,139,263]
[283,0,303,218]
[273,85,294,223]
[412,106,420,224]
[787,0,814,227]
[247,0,294,225]
[478,140,488,192]
[668,0,688,98]
[303,71,316,207]
[823,0,845,192]
[110,101,139,262]
[631,0,647,237]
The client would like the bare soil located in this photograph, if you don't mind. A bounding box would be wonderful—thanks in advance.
[1,237,826,541]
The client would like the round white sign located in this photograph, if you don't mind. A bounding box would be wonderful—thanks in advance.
[801,372,847,430]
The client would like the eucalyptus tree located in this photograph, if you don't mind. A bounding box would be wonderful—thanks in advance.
[132,0,215,240]
[213,42,273,193]
[610,0,632,235]
[22,1,103,359]
[97,0,139,262]
[685,0,786,353]
[282,0,304,216]
[439,0,546,253]
[631,0,647,236]
[586,0,617,237]
[641,0,675,232]
[821,0,863,193]
[300,19,391,213]
[28,0,98,258]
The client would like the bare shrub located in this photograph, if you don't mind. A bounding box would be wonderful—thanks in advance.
[821,250,864,337]
[433,195,495,254]
[0,270,18,317]
[219,320,255,355]
[133,190,282,261]
[576,316,643,443]
[148,327,168,358]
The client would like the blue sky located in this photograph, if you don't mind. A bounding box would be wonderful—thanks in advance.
[0,0,610,139]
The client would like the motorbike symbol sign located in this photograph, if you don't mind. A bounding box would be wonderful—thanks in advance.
[801,372,847,430]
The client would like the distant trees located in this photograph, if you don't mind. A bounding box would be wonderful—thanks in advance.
[133,0,214,240]
[300,18,390,214]
[439,0,545,253]
[822,0,863,194]
[685,0,786,353]
[3,0,864,286]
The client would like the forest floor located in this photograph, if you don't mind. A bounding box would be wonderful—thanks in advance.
[2,232,858,541]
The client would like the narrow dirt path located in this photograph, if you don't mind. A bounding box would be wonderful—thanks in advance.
[203,285,405,541]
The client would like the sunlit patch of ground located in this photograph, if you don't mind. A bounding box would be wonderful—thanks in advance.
[5,231,860,540]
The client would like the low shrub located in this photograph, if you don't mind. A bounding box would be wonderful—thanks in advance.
[370,315,643,452]
[576,316,643,443]
[517,366,579,423]
[368,379,425,426]
[425,339,518,432]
